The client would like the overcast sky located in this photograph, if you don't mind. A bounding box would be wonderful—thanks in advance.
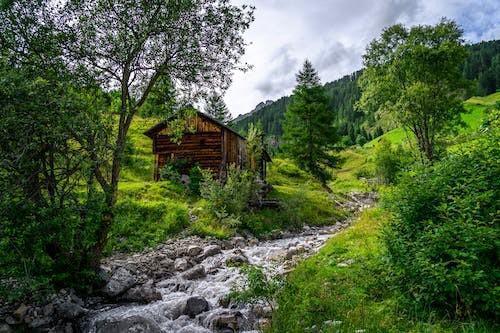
[225,0,500,117]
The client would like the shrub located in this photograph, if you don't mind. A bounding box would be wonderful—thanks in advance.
[382,129,499,318]
[188,165,203,195]
[229,265,283,309]
[373,139,410,184]
[200,166,254,228]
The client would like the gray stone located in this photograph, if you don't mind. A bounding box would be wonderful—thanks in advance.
[225,254,248,266]
[337,259,355,267]
[0,324,13,333]
[201,245,222,259]
[232,237,246,248]
[181,265,206,280]
[13,303,29,321]
[174,258,190,272]
[95,315,161,333]
[181,296,209,318]
[187,245,203,257]
[103,267,136,297]
[56,298,87,319]
[122,280,162,303]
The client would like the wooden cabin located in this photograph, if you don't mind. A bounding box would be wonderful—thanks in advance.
[144,111,271,181]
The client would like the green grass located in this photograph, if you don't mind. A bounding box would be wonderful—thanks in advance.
[106,117,345,253]
[269,208,496,333]
[269,93,500,332]
[363,93,500,149]
[330,149,373,193]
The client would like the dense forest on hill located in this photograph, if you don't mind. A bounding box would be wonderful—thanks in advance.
[231,39,500,146]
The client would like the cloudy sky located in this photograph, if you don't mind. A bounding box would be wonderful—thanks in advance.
[225,0,500,117]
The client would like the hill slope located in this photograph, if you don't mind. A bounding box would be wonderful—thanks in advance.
[232,40,500,146]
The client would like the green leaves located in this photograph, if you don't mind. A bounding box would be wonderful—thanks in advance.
[382,122,500,318]
[358,19,468,161]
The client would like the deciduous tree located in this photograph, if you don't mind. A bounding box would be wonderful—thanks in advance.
[357,19,468,161]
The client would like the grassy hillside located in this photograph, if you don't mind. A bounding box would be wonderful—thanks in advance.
[364,93,497,149]
[268,93,500,333]
[107,118,345,253]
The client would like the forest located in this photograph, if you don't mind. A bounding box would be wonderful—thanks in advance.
[232,40,500,148]
[0,1,498,333]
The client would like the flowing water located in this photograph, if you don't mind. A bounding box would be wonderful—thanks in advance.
[82,193,376,332]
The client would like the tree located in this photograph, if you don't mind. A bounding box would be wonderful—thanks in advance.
[282,60,337,186]
[357,19,468,161]
[2,0,254,266]
[246,122,264,173]
[205,93,233,123]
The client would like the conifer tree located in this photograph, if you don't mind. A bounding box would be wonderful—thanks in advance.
[205,93,233,124]
[282,60,338,186]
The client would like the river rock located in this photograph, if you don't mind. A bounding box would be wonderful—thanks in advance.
[0,324,13,333]
[201,245,222,259]
[187,245,203,257]
[181,296,209,318]
[225,254,248,266]
[94,315,161,333]
[205,310,244,332]
[121,280,161,303]
[55,297,87,319]
[103,267,136,297]
[181,265,206,280]
[231,237,246,248]
[175,258,191,271]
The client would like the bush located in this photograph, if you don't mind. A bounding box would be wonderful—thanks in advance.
[373,139,410,184]
[188,165,203,195]
[229,265,283,309]
[200,166,254,229]
[0,192,104,301]
[382,130,499,318]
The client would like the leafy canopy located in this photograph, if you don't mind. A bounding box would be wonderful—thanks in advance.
[358,19,468,160]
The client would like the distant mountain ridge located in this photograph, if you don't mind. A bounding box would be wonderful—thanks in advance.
[231,39,500,146]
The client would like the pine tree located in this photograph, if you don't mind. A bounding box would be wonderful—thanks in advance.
[205,93,232,124]
[282,60,338,186]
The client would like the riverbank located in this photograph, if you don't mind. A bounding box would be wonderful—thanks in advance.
[0,193,375,332]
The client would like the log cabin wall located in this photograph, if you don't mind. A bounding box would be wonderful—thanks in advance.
[147,112,261,181]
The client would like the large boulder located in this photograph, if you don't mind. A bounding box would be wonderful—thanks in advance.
[180,296,209,318]
[201,245,222,259]
[181,265,206,280]
[103,267,136,298]
[121,280,162,303]
[95,315,161,333]
[187,245,203,257]
[174,258,190,272]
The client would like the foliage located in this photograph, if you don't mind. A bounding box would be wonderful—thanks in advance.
[269,207,496,332]
[462,40,500,96]
[373,139,411,184]
[282,60,338,184]
[140,76,178,118]
[382,122,499,318]
[0,0,255,263]
[0,59,111,298]
[205,92,232,124]
[187,165,204,195]
[230,265,283,309]
[246,122,264,173]
[358,19,468,161]
[200,166,254,228]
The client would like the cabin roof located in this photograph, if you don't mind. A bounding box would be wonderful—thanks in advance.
[144,110,271,162]
[144,110,246,140]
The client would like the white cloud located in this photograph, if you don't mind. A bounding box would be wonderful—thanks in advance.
[225,0,500,117]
